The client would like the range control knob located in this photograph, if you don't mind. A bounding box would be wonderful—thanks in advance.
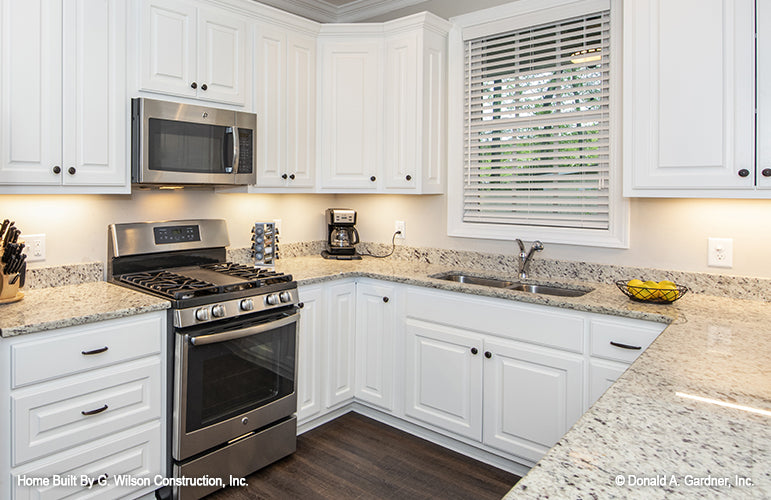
[265,294,280,306]
[211,304,226,318]
[195,307,210,322]
[240,298,254,311]
[279,291,292,303]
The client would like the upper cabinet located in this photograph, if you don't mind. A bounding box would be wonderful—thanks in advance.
[623,0,760,198]
[0,0,128,193]
[139,0,248,106]
[759,0,771,190]
[318,14,449,194]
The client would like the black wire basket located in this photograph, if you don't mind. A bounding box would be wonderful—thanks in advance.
[615,280,688,304]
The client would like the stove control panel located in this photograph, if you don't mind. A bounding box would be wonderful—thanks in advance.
[174,288,298,328]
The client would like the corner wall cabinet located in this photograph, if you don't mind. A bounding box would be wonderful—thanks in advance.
[623,0,761,197]
[0,0,128,193]
[296,278,665,467]
[0,312,167,500]
[317,14,449,194]
[139,0,247,106]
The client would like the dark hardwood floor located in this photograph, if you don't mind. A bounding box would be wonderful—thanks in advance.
[206,412,521,500]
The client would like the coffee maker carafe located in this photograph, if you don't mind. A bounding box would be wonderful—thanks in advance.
[322,209,361,260]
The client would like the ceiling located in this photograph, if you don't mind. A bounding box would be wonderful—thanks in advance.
[255,0,429,23]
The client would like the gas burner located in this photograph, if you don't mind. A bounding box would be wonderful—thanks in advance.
[201,262,292,284]
[120,271,218,300]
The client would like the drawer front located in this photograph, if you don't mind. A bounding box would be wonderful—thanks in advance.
[12,358,161,466]
[11,313,164,388]
[590,318,665,363]
[12,422,162,500]
[405,287,584,353]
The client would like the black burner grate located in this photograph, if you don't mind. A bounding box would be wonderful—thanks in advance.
[201,263,293,284]
[120,270,218,300]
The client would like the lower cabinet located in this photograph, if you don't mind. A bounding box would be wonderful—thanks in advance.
[0,311,167,500]
[297,278,665,466]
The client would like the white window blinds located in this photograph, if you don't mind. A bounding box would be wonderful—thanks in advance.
[463,11,611,230]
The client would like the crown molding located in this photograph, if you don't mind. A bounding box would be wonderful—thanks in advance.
[254,0,429,23]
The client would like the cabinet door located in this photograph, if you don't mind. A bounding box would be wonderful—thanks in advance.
[0,0,62,185]
[285,32,316,188]
[588,358,628,407]
[319,40,381,189]
[759,0,771,189]
[384,32,419,190]
[404,319,483,441]
[62,0,126,187]
[197,6,246,105]
[254,24,287,187]
[623,0,755,195]
[355,282,395,410]
[325,281,356,407]
[419,29,446,194]
[140,0,197,98]
[483,338,583,463]
[297,285,324,422]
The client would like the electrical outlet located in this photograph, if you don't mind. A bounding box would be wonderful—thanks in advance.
[20,234,46,262]
[707,237,733,268]
[394,221,406,239]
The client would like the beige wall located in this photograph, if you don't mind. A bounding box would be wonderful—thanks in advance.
[2,191,770,278]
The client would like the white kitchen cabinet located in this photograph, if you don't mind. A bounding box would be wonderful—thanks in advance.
[759,0,771,189]
[383,21,446,193]
[297,285,324,422]
[253,23,316,189]
[404,319,483,440]
[0,0,128,192]
[0,311,166,500]
[324,280,357,407]
[318,38,382,190]
[483,338,583,462]
[140,0,247,106]
[354,281,397,411]
[588,358,628,406]
[623,0,758,197]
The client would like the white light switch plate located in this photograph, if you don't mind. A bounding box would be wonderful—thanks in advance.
[707,237,733,268]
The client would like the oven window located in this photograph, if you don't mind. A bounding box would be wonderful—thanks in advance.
[148,118,232,174]
[185,319,296,432]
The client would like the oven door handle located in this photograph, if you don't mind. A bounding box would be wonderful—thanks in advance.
[187,313,298,346]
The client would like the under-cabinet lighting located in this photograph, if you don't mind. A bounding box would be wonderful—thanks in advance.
[570,48,602,64]
[676,392,771,417]
[158,186,185,190]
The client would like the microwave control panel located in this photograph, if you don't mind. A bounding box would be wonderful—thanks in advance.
[238,129,253,174]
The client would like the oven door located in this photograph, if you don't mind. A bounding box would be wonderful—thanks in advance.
[173,308,298,461]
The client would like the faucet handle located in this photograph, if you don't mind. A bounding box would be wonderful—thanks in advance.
[515,238,525,252]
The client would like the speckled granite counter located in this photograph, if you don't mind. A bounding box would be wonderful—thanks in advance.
[0,281,170,337]
[269,255,770,499]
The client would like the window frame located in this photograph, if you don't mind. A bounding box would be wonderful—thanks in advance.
[447,0,629,248]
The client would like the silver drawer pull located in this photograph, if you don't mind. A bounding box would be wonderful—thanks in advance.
[82,346,109,356]
[81,404,108,416]
[610,341,642,350]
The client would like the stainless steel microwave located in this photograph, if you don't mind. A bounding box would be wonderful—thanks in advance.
[131,98,256,186]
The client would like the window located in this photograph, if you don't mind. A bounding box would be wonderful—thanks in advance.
[447,0,628,247]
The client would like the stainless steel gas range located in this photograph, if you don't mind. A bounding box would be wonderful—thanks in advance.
[108,219,298,500]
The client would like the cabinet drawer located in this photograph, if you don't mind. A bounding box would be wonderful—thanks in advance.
[12,421,162,500]
[11,313,164,388]
[406,287,584,353]
[590,318,665,363]
[12,358,161,466]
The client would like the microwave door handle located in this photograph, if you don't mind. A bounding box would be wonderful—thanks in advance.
[188,313,297,346]
[231,126,240,175]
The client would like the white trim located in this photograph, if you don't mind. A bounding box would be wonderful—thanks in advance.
[255,0,428,23]
[446,0,629,249]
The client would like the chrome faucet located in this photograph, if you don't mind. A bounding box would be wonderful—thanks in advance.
[516,239,544,279]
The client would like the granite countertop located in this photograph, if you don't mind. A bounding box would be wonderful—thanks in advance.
[2,256,768,497]
[0,281,170,337]
[272,255,770,499]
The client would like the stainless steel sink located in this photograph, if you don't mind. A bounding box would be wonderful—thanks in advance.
[432,272,591,297]
[434,273,518,288]
[507,283,589,297]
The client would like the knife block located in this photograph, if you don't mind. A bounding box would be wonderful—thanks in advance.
[0,270,21,301]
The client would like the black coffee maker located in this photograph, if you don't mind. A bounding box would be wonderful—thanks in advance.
[321,208,361,260]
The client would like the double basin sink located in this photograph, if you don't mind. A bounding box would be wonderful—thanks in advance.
[432,272,591,298]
